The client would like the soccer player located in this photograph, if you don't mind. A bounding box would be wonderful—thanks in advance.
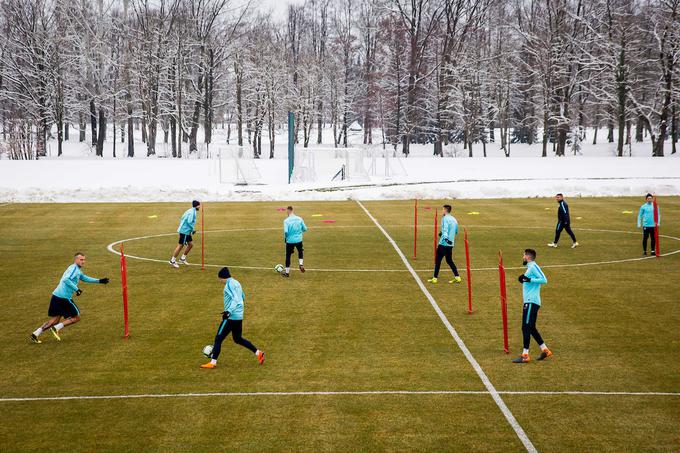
[548,193,579,248]
[170,200,200,268]
[638,193,660,255]
[282,205,307,278]
[201,267,265,369]
[512,248,552,363]
[428,204,462,284]
[29,252,109,343]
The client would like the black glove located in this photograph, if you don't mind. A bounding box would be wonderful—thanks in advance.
[192,231,196,235]
[76,289,83,296]
[445,239,452,245]
[518,275,531,283]
[438,231,442,237]
[99,278,109,284]
[221,311,230,320]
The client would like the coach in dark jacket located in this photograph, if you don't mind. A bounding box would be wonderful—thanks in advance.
[548,194,579,248]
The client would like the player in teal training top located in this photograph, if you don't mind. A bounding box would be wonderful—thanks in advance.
[201,267,265,369]
[30,252,109,343]
[170,200,200,268]
[428,204,462,284]
[637,193,660,255]
[281,205,308,278]
[512,248,552,363]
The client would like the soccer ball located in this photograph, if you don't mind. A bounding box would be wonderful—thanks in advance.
[202,344,213,358]
[274,264,284,273]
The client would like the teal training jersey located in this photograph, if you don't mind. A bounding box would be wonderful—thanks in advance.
[52,264,99,299]
[637,203,659,228]
[522,261,547,306]
[438,214,459,247]
[177,208,198,234]
[223,278,245,321]
[284,214,307,244]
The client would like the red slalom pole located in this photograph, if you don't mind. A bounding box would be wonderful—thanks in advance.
[120,243,130,339]
[653,196,660,257]
[433,210,438,265]
[201,203,205,270]
[464,227,472,314]
[498,251,509,353]
[413,199,418,259]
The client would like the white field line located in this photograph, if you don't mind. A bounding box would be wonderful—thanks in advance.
[105,226,680,273]
[355,200,536,453]
[1,390,678,403]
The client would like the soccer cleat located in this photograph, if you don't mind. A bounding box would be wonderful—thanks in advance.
[547,243,558,248]
[281,272,290,278]
[179,257,188,265]
[512,353,530,363]
[449,276,462,284]
[537,348,553,361]
[651,250,656,255]
[257,351,265,365]
[29,334,42,344]
[571,242,579,248]
[169,260,179,268]
[643,251,648,256]
[50,327,61,341]
[299,265,305,273]
[427,277,438,284]
[200,362,216,369]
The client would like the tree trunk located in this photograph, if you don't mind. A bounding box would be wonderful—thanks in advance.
[90,100,97,147]
[79,111,86,142]
[96,108,105,157]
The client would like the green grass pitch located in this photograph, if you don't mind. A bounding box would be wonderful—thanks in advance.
[1,197,679,451]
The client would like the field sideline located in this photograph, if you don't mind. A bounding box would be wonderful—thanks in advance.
[1,197,679,451]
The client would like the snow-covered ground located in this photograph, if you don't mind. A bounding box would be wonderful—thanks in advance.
[1,127,678,202]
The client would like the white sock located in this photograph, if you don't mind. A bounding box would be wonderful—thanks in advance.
[180,254,186,260]
[255,349,261,356]
[523,348,529,355]
[55,323,64,331]
[33,327,43,337]
[210,359,217,365]
[170,257,176,262]
[539,343,548,351]
[285,267,290,274]
[299,259,303,266]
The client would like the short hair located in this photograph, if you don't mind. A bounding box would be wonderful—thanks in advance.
[443,204,452,213]
[646,193,653,199]
[287,206,293,211]
[524,248,536,260]
[192,200,201,208]
[218,267,231,279]
[74,252,85,258]
[556,193,563,197]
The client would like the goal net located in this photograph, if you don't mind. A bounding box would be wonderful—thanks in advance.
[217,146,262,185]
[367,147,408,179]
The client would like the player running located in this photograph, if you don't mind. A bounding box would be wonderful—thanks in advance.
[512,248,552,363]
[281,206,307,278]
[638,193,660,256]
[428,204,462,284]
[29,252,109,343]
[170,200,200,268]
[201,267,265,369]
[548,193,579,248]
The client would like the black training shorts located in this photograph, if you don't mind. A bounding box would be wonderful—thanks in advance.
[48,295,80,318]
[178,233,193,245]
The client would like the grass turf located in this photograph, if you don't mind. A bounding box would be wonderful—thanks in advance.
[0,197,678,451]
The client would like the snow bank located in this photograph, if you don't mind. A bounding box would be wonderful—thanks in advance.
[1,153,678,202]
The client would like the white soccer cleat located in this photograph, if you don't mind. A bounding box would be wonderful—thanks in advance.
[547,243,558,248]
[169,260,179,268]
[179,258,189,265]
[571,242,579,248]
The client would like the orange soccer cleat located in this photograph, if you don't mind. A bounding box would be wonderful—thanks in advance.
[512,353,531,364]
[257,351,265,365]
[200,362,217,369]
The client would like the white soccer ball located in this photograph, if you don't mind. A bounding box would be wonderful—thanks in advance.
[202,344,213,358]
[274,264,284,273]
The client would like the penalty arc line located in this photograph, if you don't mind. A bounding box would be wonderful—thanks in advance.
[355,200,537,453]
[0,390,678,403]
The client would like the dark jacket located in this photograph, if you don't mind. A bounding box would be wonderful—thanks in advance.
[557,200,570,224]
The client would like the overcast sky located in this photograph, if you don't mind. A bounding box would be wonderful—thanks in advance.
[252,0,306,20]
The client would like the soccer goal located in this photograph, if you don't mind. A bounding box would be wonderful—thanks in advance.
[367,147,408,179]
[217,146,262,185]
[291,147,318,183]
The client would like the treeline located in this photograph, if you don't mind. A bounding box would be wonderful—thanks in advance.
[0,0,678,159]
